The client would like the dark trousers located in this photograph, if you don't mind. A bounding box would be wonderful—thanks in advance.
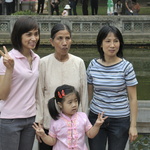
[39,129,53,150]
[88,111,130,150]
[51,3,59,15]
[69,0,77,15]
[91,0,98,15]
[0,4,2,15]
[82,0,88,15]
[37,0,45,14]
[5,2,13,15]
[12,0,15,13]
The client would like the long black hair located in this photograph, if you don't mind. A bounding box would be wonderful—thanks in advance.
[48,84,80,120]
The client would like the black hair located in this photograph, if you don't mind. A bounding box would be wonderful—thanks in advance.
[11,16,40,52]
[48,84,80,120]
[117,0,122,8]
[50,23,71,39]
[117,0,121,2]
[97,25,124,61]
[132,0,137,3]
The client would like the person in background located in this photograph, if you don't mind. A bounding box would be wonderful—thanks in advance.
[33,84,107,149]
[37,0,45,14]
[90,0,98,15]
[62,4,71,16]
[114,0,122,15]
[125,0,140,15]
[0,16,40,150]
[125,0,133,14]
[5,0,13,15]
[107,0,114,15]
[69,0,77,15]
[50,0,59,15]
[131,0,140,15]
[87,25,138,150]
[0,0,2,15]
[12,0,16,13]
[35,23,88,150]
[82,0,88,15]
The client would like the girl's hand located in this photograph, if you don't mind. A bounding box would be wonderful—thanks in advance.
[0,46,14,69]
[32,122,45,137]
[95,112,108,127]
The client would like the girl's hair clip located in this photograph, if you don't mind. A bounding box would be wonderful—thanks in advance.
[58,90,66,98]
[58,91,62,98]
[61,90,65,97]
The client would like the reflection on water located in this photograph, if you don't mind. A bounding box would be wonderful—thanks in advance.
[37,45,150,100]
[1,45,150,100]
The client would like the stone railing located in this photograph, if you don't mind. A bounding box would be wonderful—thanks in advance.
[0,15,150,45]
[129,100,150,150]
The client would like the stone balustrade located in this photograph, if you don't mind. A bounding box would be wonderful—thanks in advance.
[129,100,150,149]
[0,15,150,45]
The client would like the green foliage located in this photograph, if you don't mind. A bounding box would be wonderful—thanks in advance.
[139,7,150,15]
[12,10,37,15]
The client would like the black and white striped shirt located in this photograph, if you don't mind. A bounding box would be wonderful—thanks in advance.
[87,58,138,118]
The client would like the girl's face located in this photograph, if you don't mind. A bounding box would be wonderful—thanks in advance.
[50,30,72,57]
[59,93,78,118]
[21,29,39,51]
[101,32,120,59]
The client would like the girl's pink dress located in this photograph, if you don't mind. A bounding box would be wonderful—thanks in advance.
[49,112,92,150]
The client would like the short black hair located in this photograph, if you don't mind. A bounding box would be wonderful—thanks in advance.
[11,16,40,52]
[97,25,124,61]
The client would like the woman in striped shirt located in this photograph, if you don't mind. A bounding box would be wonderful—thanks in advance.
[87,25,138,150]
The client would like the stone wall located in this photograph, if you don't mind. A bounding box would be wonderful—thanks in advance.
[0,15,150,45]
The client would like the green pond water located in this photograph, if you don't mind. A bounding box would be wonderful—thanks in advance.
[37,45,150,100]
[1,45,150,100]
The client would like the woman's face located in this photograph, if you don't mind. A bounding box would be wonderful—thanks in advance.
[101,32,120,59]
[21,29,39,51]
[50,30,72,56]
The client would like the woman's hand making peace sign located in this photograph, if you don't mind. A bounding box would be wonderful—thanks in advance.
[0,46,14,69]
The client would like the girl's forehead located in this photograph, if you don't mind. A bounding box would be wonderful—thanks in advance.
[64,93,76,100]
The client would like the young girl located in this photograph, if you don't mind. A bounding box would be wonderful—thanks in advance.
[33,84,107,150]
